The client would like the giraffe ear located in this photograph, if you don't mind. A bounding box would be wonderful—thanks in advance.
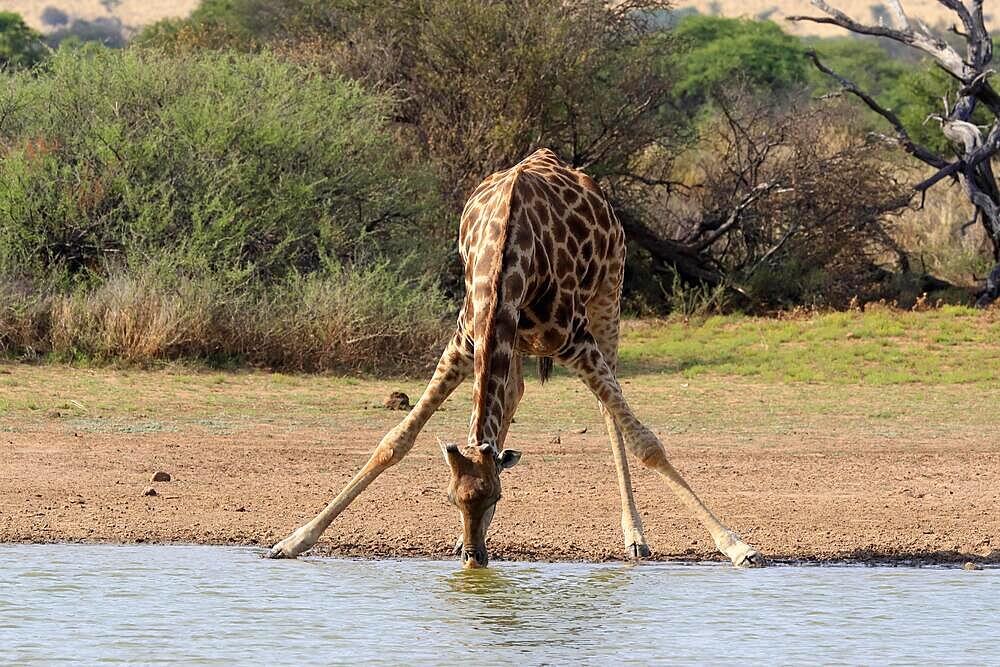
[441,443,464,470]
[498,449,521,471]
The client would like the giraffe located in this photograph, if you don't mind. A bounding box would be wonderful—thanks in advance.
[266,148,765,568]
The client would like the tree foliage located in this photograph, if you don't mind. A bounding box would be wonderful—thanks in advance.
[0,48,444,285]
[0,12,46,69]
[670,16,808,108]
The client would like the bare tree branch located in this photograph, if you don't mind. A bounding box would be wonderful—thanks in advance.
[805,51,950,169]
[795,0,1000,303]
[693,181,781,251]
[789,0,968,78]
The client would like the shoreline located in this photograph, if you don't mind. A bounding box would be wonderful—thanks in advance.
[5,537,999,567]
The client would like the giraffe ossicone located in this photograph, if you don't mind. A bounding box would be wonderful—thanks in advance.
[266,148,765,568]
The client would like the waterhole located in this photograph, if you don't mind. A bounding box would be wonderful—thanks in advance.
[2,544,998,664]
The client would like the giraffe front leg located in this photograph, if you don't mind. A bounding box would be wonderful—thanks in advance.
[266,424,411,559]
[267,330,473,559]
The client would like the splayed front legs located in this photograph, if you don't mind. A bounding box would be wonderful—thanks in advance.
[266,331,473,559]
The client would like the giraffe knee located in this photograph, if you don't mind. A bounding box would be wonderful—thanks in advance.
[373,427,413,467]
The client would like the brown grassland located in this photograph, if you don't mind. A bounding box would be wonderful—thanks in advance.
[6,0,985,38]
[674,0,991,36]
[2,311,999,564]
[0,0,198,31]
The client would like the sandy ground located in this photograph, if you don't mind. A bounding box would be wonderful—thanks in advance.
[1,363,999,564]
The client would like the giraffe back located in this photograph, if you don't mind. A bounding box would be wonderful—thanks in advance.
[458,148,626,359]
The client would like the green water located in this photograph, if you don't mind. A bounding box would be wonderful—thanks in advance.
[2,544,998,665]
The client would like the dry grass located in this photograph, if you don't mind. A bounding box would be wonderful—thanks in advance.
[0,267,452,374]
[888,164,995,287]
[0,0,197,32]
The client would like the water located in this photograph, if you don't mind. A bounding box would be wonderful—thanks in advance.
[1,544,998,665]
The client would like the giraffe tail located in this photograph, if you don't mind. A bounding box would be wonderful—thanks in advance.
[538,357,553,384]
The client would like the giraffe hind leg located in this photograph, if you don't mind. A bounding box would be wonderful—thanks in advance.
[601,405,651,560]
[586,300,650,560]
[556,332,764,568]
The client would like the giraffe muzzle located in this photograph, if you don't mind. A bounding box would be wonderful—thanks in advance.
[462,546,488,569]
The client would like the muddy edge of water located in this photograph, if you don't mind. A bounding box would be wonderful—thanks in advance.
[4,539,999,568]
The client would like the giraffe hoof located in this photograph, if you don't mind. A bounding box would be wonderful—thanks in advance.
[734,549,767,568]
[627,543,651,560]
[264,529,313,559]
[264,544,295,559]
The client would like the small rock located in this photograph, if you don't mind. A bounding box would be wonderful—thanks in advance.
[234,506,247,512]
[47,410,61,418]
[150,471,171,482]
[963,561,983,571]
[142,487,158,497]
[384,391,411,410]
[571,427,587,434]
[549,434,561,444]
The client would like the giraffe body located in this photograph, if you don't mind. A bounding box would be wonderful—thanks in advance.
[458,149,624,449]
[267,149,764,569]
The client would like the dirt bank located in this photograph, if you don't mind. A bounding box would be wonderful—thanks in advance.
[2,364,999,564]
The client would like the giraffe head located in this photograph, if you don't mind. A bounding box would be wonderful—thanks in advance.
[441,442,521,568]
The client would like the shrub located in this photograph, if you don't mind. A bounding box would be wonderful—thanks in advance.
[0,47,452,373]
[0,47,445,286]
[644,91,913,309]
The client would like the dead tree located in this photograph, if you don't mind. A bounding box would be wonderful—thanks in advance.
[789,0,1000,305]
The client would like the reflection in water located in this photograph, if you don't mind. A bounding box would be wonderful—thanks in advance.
[1,545,999,666]
[442,562,633,649]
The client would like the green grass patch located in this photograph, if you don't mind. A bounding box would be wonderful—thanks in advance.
[618,307,1000,385]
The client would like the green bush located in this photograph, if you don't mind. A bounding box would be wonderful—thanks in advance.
[0,46,452,372]
[671,16,808,109]
[0,47,445,286]
[0,11,46,69]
